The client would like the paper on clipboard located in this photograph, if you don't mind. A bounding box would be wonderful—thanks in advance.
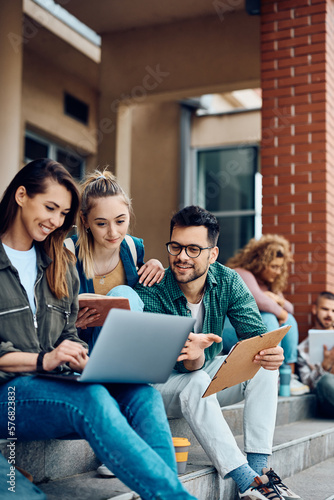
[202,325,291,398]
[308,329,334,364]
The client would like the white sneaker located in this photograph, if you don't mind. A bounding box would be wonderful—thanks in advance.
[97,463,115,477]
[263,468,302,499]
[290,374,310,396]
[238,474,283,499]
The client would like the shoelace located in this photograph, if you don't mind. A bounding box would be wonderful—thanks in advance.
[252,476,282,499]
[266,469,290,492]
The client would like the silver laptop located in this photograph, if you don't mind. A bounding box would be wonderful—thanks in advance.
[308,329,334,364]
[46,309,195,384]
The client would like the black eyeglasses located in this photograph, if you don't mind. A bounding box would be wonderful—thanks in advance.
[165,242,214,258]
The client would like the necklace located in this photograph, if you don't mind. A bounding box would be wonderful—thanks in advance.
[187,286,206,305]
[93,252,118,284]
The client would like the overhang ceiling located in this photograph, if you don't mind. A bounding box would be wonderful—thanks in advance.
[54,0,246,34]
[23,17,99,89]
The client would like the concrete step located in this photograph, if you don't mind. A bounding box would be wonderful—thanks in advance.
[278,456,334,500]
[0,394,317,484]
[37,416,334,499]
[0,439,99,484]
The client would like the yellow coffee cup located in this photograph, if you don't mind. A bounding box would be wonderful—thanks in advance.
[172,437,190,474]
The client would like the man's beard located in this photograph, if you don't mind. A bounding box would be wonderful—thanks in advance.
[171,259,209,284]
[316,314,334,329]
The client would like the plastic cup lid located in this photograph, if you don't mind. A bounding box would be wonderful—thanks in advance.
[172,437,190,447]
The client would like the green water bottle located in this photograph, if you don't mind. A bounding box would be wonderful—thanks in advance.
[279,363,291,397]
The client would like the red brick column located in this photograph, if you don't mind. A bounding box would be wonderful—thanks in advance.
[261,0,334,338]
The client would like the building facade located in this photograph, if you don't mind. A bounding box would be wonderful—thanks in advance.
[0,0,333,338]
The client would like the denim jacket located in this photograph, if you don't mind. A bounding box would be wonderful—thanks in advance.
[0,241,86,384]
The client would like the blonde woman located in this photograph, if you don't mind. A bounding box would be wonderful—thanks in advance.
[225,234,309,395]
[65,169,164,351]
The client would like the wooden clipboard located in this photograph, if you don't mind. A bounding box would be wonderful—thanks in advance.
[202,325,291,398]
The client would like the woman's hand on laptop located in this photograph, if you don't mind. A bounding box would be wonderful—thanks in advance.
[76,307,100,329]
[43,340,89,372]
[177,333,222,371]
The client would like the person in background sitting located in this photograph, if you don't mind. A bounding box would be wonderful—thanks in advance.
[297,291,334,417]
[225,234,309,396]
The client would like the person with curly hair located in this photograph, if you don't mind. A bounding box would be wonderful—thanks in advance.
[225,234,309,396]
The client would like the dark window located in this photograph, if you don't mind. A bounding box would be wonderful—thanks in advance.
[25,133,85,181]
[196,146,260,264]
[57,149,83,181]
[64,93,89,125]
[216,215,255,265]
[24,136,49,160]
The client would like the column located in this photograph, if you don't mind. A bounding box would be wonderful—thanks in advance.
[261,0,334,336]
[0,0,23,194]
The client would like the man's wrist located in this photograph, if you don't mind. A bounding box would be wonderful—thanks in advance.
[183,353,205,371]
[321,361,332,372]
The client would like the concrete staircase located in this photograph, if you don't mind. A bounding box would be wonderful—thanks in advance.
[1,394,333,499]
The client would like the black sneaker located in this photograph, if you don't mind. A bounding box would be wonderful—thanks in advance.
[238,474,283,499]
[263,468,301,499]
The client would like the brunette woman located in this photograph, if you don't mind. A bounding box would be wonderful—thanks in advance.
[0,159,197,500]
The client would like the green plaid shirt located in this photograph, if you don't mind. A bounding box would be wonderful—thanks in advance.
[135,262,267,373]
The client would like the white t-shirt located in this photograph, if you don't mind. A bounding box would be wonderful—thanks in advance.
[186,300,205,333]
[3,243,37,314]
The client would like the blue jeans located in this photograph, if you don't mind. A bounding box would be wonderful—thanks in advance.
[0,376,196,500]
[0,452,46,499]
[222,313,299,364]
[316,372,334,418]
[86,285,144,352]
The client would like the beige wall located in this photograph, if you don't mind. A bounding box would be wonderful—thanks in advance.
[98,10,260,169]
[127,106,261,264]
[0,2,260,269]
[191,110,261,149]
[22,48,99,169]
[0,0,23,192]
[130,102,181,266]
[97,10,260,263]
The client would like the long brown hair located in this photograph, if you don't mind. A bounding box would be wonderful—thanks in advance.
[226,234,293,293]
[77,169,132,279]
[0,158,79,298]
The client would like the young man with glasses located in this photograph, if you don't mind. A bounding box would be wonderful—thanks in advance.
[135,205,301,500]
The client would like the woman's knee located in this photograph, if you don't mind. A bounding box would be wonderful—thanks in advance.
[260,312,279,331]
[118,383,163,407]
[222,317,238,354]
[280,313,299,363]
[107,285,144,311]
[72,383,116,413]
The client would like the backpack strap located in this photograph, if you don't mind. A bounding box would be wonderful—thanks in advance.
[124,234,138,269]
[64,237,76,255]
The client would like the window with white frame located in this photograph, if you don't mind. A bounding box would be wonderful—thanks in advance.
[24,131,85,181]
[195,145,262,264]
